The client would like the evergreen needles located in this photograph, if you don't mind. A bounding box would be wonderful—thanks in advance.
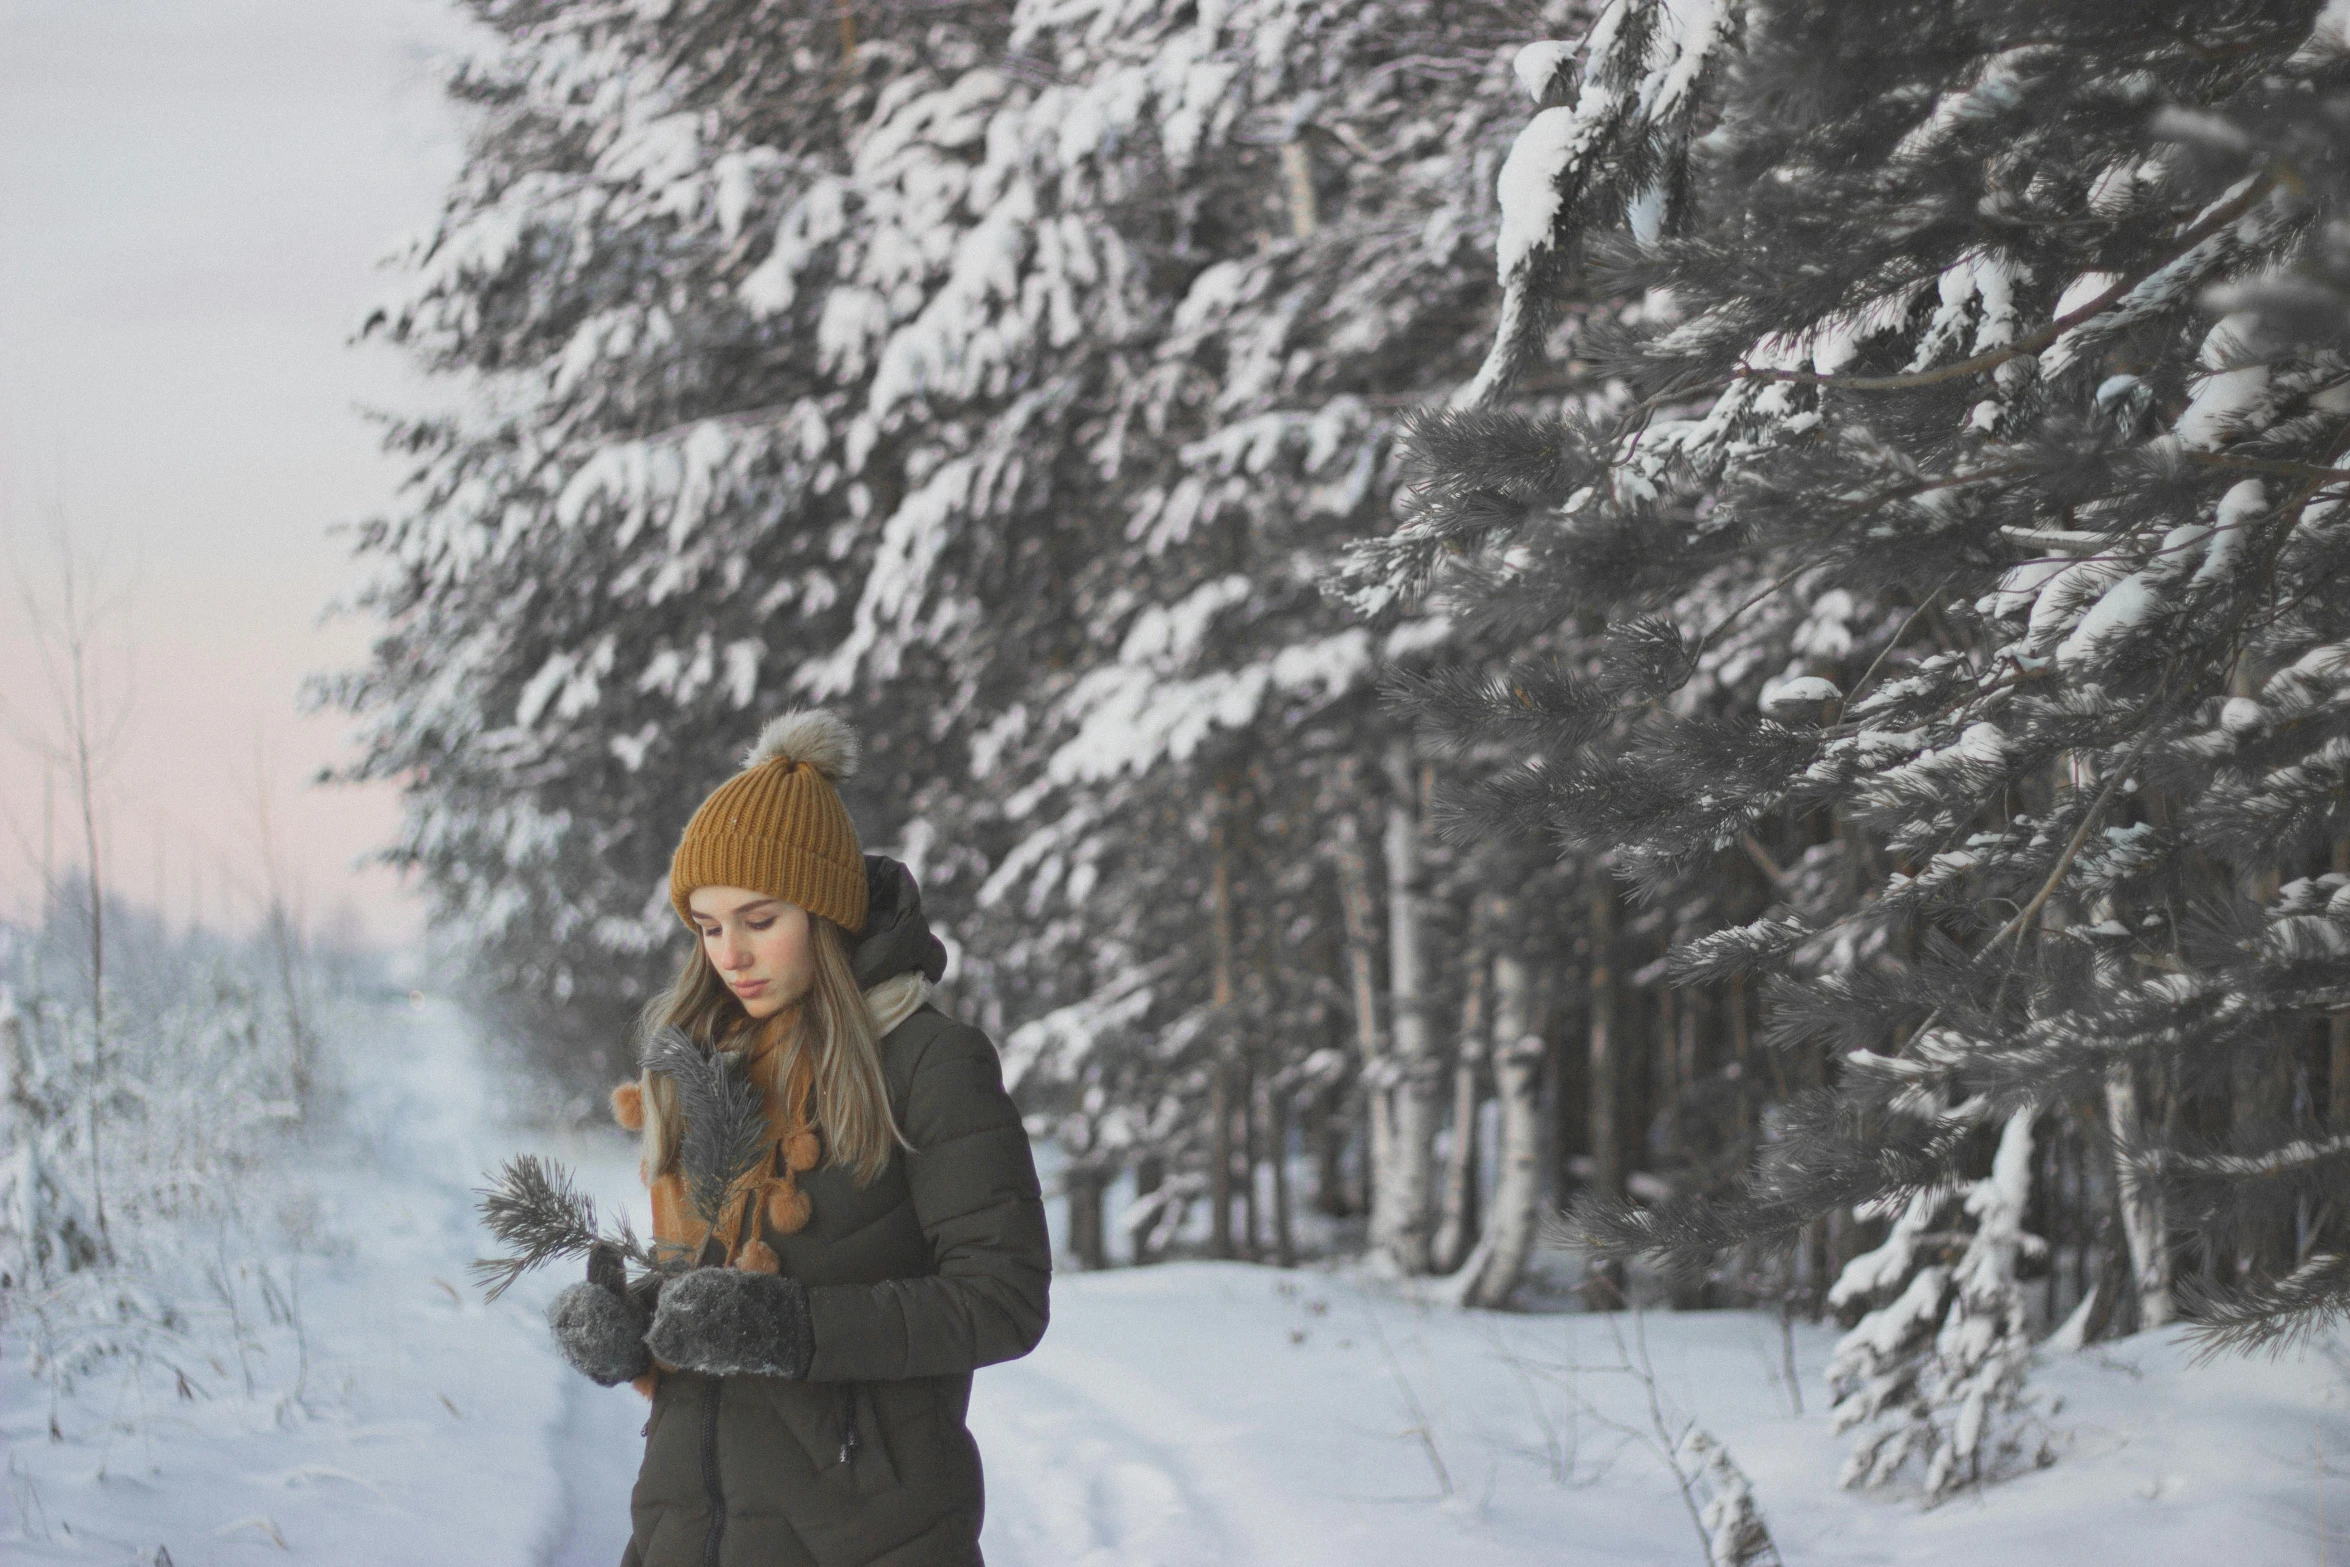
[469,1153,658,1302]
[641,1025,770,1232]
[2177,1253,2350,1361]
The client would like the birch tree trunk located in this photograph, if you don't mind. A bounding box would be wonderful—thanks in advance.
[2040,749,2171,1329]
[2106,1064,2174,1329]
[1264,1074,1296,1266]
[1452,896,1547,1309]
[1433,928,1490,1274]
[1377,740,1440,1275]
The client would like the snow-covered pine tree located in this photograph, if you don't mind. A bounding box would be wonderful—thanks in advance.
[1347,0,2350,1400]
[1674,1426,1784,1567]
[1822,1108,2047,1495]
[330,1,1025,1080]
[832,0,1573,1269]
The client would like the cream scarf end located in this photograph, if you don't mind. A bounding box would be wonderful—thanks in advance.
[865,972,931,1036]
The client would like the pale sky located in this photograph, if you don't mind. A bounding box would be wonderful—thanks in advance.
[0,0,486,948]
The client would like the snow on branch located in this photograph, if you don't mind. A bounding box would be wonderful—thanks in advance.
[1460,0,1737,408]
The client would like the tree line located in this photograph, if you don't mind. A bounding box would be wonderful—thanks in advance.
[341,0,2350,1490]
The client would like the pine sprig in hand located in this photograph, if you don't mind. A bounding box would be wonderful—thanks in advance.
[473,1030,770,1301]
[641,1025,771,1230]
[470,1153,664,1301]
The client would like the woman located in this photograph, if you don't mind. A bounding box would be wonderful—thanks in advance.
[547,709,1050,1567]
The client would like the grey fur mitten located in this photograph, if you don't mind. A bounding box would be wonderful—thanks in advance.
[644,1267,813,1380]
[548,1250,653,1387]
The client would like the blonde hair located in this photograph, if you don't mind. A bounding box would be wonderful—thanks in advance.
[635,914,906,1186]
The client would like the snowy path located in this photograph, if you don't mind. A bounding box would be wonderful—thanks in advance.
[9,995,2350,1565]
[539,1357,654,1567]
[1,994,645,1566]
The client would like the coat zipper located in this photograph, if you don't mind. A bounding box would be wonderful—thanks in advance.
[701,1377,726,1567]
[839,1382,860,1468]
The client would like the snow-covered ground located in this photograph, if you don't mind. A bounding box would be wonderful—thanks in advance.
[982,1268,2350,1565]
[1,991,649,1566]
[6,996,2346,1565]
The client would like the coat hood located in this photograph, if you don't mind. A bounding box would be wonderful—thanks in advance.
[851,854,947,991]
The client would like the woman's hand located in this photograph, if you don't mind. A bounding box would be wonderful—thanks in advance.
[644,1266,814,1380]
[547,1245,654,1387]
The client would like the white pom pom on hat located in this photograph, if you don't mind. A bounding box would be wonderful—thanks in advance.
[742,707,859,780]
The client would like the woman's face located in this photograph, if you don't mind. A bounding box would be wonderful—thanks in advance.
[686,885,815,1020]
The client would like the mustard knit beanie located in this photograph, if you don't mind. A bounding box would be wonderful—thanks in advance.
[669,709,868,933]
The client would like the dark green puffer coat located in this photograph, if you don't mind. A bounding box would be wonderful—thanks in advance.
[622,858,1050,1567]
